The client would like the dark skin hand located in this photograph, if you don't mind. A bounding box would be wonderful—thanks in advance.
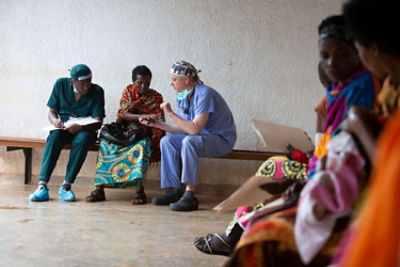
[259,178,295,195]
[341,106,383,161]
[48,108,102,135]
[313,172,335,220]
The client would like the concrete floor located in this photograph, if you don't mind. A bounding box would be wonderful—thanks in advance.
[0,183,234,267]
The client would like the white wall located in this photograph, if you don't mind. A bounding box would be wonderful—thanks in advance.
[0,0,343,191]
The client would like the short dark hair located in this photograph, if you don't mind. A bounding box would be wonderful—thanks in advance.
[132,65,152,81]
[343,0,400,56]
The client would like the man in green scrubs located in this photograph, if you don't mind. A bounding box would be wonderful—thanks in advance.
[29,64,105,202]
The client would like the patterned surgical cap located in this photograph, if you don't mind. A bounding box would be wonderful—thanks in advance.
[170,60,201,77]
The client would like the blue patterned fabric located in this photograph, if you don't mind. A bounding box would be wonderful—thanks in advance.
[94,138,151,188]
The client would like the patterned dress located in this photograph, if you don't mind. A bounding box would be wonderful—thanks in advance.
[94,85,165,188]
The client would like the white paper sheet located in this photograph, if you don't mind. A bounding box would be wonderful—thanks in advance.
[43,116,100,132]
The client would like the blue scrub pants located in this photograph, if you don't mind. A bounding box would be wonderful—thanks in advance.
[39,129,97,184]
[160,134,233,189]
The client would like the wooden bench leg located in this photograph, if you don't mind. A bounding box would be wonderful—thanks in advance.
[23,148,32,184]
[6,146,32,184]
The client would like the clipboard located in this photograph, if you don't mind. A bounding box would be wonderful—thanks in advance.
[251,119,314,153]
[213,176,273,213]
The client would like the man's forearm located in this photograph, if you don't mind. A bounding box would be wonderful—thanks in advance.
[168,112,199,134]
[156,120,185,134]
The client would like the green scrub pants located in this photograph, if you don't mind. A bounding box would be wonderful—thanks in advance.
[39,129,97,183]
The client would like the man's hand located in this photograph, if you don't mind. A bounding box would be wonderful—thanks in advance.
[53,118,64,128]
[65,124,83,135]
[160,102,173,116]
[139,114,157,122]
[49,108,64,128]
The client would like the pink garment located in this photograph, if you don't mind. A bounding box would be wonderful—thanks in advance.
[295,131,365,264]
[236,206,252,229]
[310,155,361,213]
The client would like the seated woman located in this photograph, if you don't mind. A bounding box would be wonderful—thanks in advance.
[193,14,378,256]
[86,65,165,204]
[221,15,380,266]
[335,0,400,265]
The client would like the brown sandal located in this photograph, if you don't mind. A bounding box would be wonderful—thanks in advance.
[132,191,147,205]
[86,188,106,202]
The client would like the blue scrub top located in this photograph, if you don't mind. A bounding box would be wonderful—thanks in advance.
[47,78,105,122]
[176,84,237,147]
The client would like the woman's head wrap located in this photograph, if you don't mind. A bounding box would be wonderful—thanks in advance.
[170,60,201,77]
[318,15,354,46]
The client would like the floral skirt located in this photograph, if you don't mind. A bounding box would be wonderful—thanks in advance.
[94,138,151,188]
[225,207,349,267]
[225,156,307,235]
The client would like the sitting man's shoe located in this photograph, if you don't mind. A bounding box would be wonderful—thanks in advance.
[29,186,50,202]
[152,188,181,205]
[58,186,76,202]
[170,191,199,211]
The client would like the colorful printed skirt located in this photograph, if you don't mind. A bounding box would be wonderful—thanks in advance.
[225,208,349,267]
[94,138,151,188]
[256,156,307,180]
[226,156,307,235]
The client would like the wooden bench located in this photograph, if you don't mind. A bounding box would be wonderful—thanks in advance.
[0,136,285,184]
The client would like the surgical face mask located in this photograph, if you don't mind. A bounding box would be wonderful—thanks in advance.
[176,89,192,100]
[73,86,80,95]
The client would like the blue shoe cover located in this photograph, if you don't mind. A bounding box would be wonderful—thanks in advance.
[58,187,76,202]
[29,186,49,202]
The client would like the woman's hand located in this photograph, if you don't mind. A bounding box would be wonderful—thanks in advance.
[139,115,160,128]
[313,173,334,220]
[341,106,382,160]
[160,102,173,116]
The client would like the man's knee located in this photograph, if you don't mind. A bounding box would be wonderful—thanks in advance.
[46,130,65,146]
[72,131,96,149]
[181,135,202,152]
[160,134,179,150]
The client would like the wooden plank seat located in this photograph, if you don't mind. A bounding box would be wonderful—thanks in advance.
[0,136,285,184]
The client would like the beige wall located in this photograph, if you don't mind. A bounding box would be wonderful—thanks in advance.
[0,0,343,192]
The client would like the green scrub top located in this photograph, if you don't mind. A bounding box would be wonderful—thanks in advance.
[47,78,105,122]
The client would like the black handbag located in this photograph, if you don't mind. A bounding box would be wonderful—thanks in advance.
[99,122,150,146]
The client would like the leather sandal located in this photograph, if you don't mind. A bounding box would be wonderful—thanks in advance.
[132,191,147,205]
[86,188,106,202]
[194,233,231,256]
